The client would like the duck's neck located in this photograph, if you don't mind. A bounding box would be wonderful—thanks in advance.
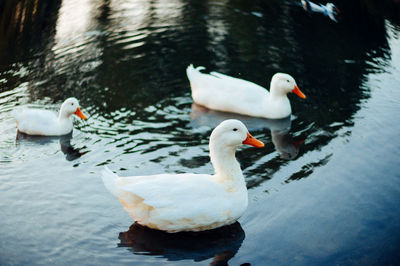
[58,110,73,126]
[269,86,289,100]
[210,144,245,188]
[266,86,291,118]
[58,108,70,120]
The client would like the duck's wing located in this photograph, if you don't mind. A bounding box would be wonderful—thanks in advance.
[13,108,57,122]
[186,65,270,116]
[102,167,226,212]
[121,174,222,207]
[187,64,267,94]
[102,167,241,231]
[209,71,268,93]
[13,108,58,134]
[125,174,233,227]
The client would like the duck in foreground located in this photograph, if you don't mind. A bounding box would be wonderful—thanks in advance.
[186,65,306,119]
[102,119,264,232]
[13,97,87,136]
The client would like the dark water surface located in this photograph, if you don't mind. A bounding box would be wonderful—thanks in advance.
[1,0,400,265]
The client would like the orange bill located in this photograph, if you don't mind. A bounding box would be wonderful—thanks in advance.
[292,85,306,99]
[74,107,87,120]
[242,132,264,148]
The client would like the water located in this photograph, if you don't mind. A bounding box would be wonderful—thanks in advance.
[1,0,400,265]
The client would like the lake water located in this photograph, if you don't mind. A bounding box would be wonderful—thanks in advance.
[1,0,400,265]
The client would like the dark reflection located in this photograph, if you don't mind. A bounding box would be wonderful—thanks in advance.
[16,131,86,161]
[189,103,305,160]
[119,222,245,265]
[271,130,305,160]
[0,0,395,112]
[0,0,60,65]
[59,134,87,161]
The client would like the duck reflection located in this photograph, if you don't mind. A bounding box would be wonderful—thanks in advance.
[190,104,305,160]
[118,222,245,265]
[16,131,86,161]
[271,129,305,160]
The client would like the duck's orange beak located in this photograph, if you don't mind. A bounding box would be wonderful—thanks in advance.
[292,85,306,99]
[74,107,87,120]
[243,132,264,148]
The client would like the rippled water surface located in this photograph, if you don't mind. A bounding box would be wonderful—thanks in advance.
[1,0,400,265]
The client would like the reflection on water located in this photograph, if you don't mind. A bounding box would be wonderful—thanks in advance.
[0,0,61,64]
[16,131,86,161]
[271,130,305,160]
[119,222,245,265]
[190,103,305,160]
[59,134,87,161]
[0,0,400,265]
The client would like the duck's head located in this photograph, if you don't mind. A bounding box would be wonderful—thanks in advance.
[301,0,310,11]
[210,119,264,150]
[326,3,339,13]
[270,73,306,99]
[60,97,87,120]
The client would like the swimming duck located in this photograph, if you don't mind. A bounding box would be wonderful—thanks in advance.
[301,0,340,22]
[186,65,306,119]
[102,119,264,232]
[13,97,87,136]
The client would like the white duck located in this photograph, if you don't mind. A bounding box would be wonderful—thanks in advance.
[102,119,264,232]
[301,0,340,22]
[13,97,87,136]
[186,65,306,119]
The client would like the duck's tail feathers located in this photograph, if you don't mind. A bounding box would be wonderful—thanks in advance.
[12,108,22,120]
[186,64,206,81]
[101,166,120,197]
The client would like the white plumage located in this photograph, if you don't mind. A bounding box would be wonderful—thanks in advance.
[102,119,264,232]
[301,0,340,22]
[186,65,306,119]
[13,97,86,136]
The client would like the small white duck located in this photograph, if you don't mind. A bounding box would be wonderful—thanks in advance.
[102,119,264,232]
[301,0,340,22]
[186,65,306,119]
[13,97,87,136]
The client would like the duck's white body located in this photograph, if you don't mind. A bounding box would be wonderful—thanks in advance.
[102,170,248,232]
[301,0,340,22]
[186,65,306,119]
[102,119,264,232]
[13,97,86,136]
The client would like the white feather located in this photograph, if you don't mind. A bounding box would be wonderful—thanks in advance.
[186,65,304,119]
[101,119,263,232]
[13,98,86,136]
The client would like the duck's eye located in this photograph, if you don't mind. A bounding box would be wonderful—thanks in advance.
[286,80,290,83]
[71,103,74,106]
[233,128,238,132]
